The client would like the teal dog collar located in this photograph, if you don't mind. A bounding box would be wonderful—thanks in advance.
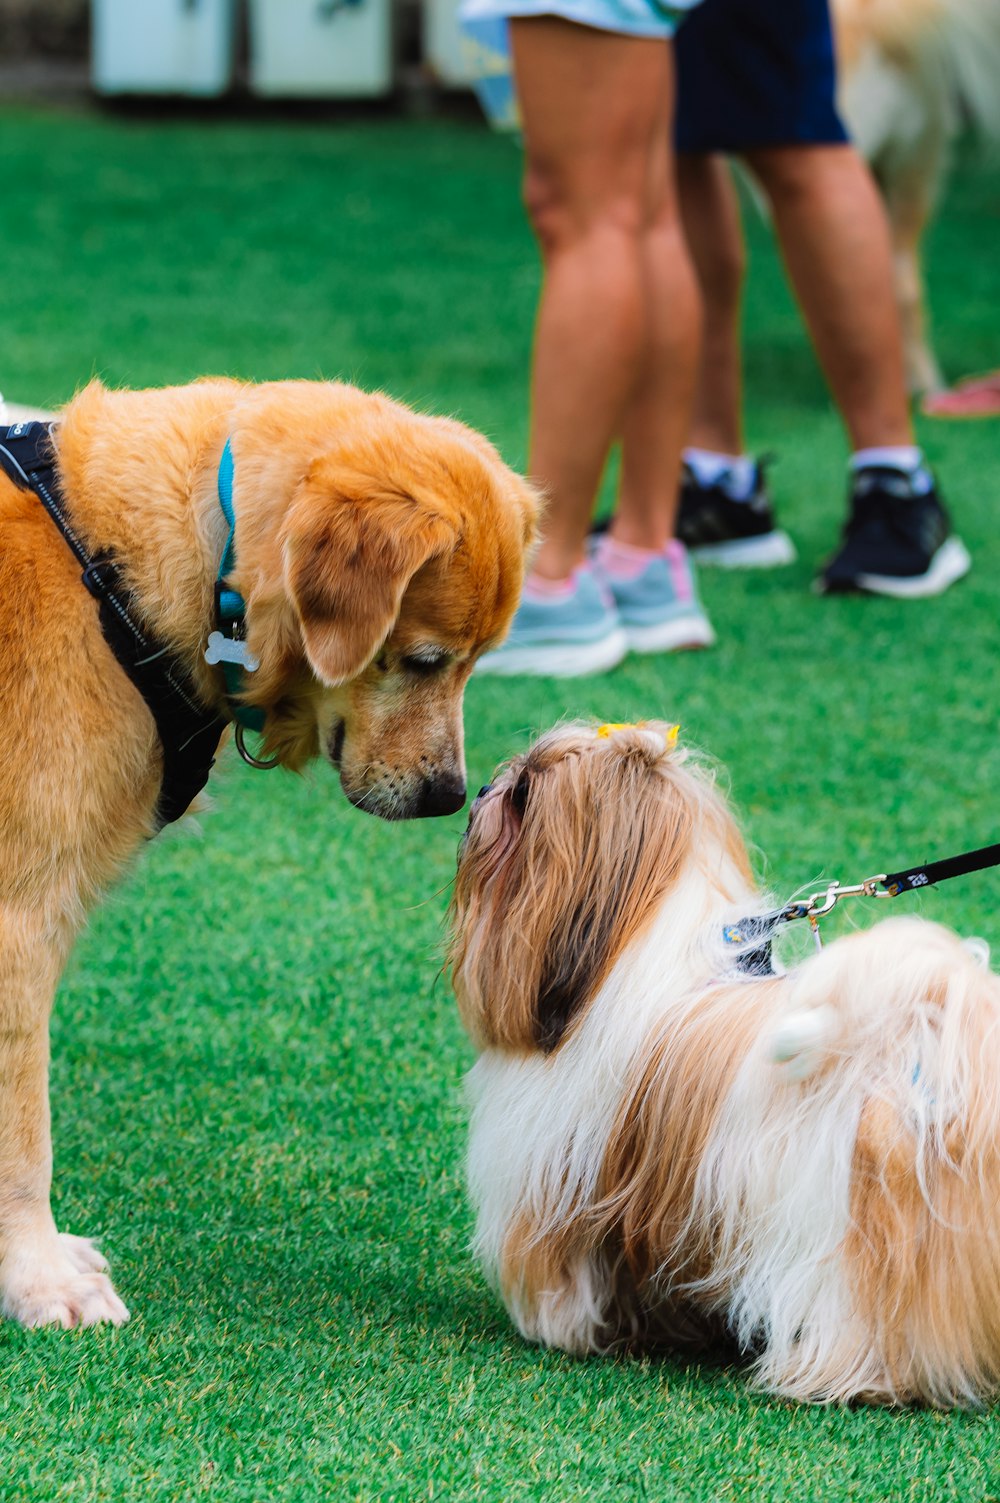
[205,439,270,745]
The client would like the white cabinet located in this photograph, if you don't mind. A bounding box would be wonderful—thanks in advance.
[93,0,237,96]
[248,0,394,98]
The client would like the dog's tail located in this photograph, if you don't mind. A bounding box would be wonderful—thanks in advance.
[769,915,997,1086]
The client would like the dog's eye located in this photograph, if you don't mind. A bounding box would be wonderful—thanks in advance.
[401,652,448,677]
[467,783,493,823]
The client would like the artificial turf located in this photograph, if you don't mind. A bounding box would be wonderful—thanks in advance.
[2,101,999,1500]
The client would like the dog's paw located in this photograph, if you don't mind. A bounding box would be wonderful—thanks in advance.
[2,1233,130,1329]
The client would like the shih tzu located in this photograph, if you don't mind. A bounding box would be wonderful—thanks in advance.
[448,721,1000,1407]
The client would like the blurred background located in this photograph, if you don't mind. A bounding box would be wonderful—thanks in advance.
[2,0,481,104]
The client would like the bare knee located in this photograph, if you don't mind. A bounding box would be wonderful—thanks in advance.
[522,158,645,257]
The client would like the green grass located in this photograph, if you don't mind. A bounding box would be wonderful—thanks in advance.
[2,103,1000,1500]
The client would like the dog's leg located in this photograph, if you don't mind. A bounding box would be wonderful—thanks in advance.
[883,163,945,396]
[498,1214,635,1355]
[0,907,128,1328]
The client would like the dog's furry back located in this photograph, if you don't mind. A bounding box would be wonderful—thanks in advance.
[691,917,1000,1405]
[836,0,1000,169]
[833,0,1000,391]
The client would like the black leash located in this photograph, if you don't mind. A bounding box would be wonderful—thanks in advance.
[0,421,227,830]
[726,840,1000,977]
[883,842,1000,896]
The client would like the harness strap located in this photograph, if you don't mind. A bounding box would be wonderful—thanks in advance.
[0,421,226,830]
[722,915,784,978]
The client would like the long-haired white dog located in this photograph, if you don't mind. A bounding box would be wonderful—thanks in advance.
[449,721,1000,1407]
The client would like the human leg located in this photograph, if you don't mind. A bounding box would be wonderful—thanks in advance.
[744,144,913,451]
[676,151,745,458]
[668,151,795,566]
[743,143,969,594]
[587,103,715,651]
[611,60,701,552]
[512,18,677,582]
[480,18,702,675]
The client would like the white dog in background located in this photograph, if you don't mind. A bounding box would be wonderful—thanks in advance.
[834,0,1000,394]
[450,721,1000,1407]
[0,393,52,424]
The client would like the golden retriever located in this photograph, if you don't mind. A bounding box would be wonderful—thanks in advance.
[0,377,538,1328]
[834,0,1000,393]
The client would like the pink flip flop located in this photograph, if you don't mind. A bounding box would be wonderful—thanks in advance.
[922,371,1000,418]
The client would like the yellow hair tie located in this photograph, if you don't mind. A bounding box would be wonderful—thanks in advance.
[596,721,680,745]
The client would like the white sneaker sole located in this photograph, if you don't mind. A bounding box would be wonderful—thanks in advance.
[854,537,972,599]
[475,625,628,678]
[691,530,797,568]
[625,612,716,654]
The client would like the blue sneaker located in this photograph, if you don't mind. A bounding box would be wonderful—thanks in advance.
[475,566,628,678]
[592,538,715,653]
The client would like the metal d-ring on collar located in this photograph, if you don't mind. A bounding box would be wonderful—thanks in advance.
[233,723,280,770]
[206,439,280,771]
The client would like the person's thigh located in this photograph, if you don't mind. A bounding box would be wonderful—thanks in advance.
[744,142,861,202]
[510,18,671,222]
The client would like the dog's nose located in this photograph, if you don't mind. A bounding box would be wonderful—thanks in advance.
[413,774,467,819]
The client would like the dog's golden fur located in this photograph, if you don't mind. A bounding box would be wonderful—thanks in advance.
[0,376,537,1328]
[834,0,1000,392]
[451,722,1000,1406]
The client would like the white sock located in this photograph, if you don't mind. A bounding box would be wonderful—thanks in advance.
[850,446,933,495]
[684,447,757,501]
[850,445,923,473]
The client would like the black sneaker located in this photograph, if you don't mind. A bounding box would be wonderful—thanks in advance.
[819,466,971,597]
[677,458,796,567]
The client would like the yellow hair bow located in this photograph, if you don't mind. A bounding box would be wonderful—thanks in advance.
[596,721,679,745]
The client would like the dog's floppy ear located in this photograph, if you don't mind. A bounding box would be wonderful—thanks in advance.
[452,753,637,1053]
[283,460,457,685]
[451,730,707,1054]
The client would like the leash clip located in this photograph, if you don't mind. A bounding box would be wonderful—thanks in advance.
[800,873,890,918]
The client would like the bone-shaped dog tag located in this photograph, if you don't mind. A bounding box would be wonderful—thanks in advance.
[204,630,260,673]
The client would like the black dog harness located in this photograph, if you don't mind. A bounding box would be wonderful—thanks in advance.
[0,421,227,829]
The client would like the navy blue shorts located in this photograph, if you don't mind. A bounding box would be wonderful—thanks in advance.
[674,0,849,153]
